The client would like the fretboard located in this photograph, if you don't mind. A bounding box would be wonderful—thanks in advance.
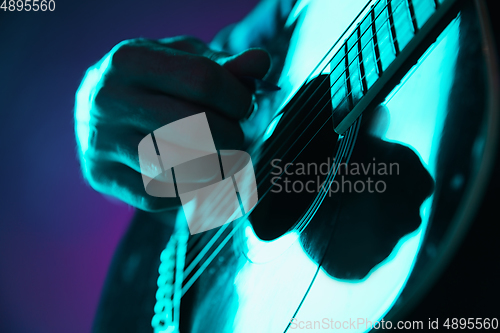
[329,0,461,134]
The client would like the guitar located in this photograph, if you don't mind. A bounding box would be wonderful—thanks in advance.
[118,0,500,332]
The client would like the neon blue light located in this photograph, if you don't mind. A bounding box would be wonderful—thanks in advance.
[244,225,300,263]
[233,2,461,331]
[75,53,112,175]
[263,114,283,141]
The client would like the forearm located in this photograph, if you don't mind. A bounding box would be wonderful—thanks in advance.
[93,209,176,332]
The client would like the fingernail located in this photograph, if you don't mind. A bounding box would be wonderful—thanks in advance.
[238,76,281,93]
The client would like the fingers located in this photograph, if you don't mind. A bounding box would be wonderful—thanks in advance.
[93,86,245,149]
[110,41,253,119]
[157,36,229,57]
[77,36,266,212]
[160,37,272,80]
[88,100,244,203]
[218,48,271,79]
[86,160,178,212]
[87,118,243,184]
[86,124,145,173]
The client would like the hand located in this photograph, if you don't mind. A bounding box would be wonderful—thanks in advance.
[75,36,271,212]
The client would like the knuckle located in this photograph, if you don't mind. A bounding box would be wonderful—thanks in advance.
[86,124,139,169]
[176,35,202,44]
[111,44,134,68]
[116,141,138,167]
[93,85,114,110]
[87,123,105,154]
[164,35,204,52]
[189,57,220,100]
[110,39,143,68]
[82,129,108,169]
[85,161,108,191]
[91,75,130,119]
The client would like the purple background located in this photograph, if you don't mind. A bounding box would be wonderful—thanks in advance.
[0,1,258,332]
[0,1,498,333]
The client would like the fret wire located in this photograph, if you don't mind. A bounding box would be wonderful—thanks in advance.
[264,36,386,183]
[255,5,401,180]
[327,0,410,86]
[265,2,417,187]
[330,2,432,121]
[344,42,354,110]
[256,0,416,181]
[255,0,417,182]
[253,0,410,171]
[371,9,384,75]
[387,0,401,56]
[186,3,398,276]
[336,32,404,113]
[183,27,398,297]
[407,0,419,33]
[187,104,346,297]
[180,0,432,293]
[241,0,376,178]
[327,0,405,89]
[255,0,375,126]
[251,0,396,180]
[332,32,404,120]
[256,24,405,179]
[331,10,412,121]
[250,1,388,173]
[357,25,369,93]
[328,0,409,103]
[183,12,407,289]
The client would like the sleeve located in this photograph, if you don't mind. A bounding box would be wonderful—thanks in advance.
[210,0,297,84]
[210,0,296,53]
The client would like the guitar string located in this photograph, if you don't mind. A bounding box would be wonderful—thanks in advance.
[181,87,361,294]
[262,5,412,159]
[182,119,360,297]
[180,0,425,294]
[251,29,407,203]
[173,2,438,329]
[180,0,418,290]
[283,117,357,236]
[226,0,424,300]
[182,103,351,277]
[185,71,362,281]
[253,0,411,183]
[257,32,406,186]
[282,121,362,333]
[252,0,432,239]
[154,1,435,329]
[235,120,355,266]
[181,0,386,279]
[252,0,408,176]
[181,112,351,296]
[181,18,413,301]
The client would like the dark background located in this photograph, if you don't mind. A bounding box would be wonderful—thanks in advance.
[0,1,498,333]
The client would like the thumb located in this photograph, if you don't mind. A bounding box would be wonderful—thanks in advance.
[210,48,272,80]
[158,37,271,78]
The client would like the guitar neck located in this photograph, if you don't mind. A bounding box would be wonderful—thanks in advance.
[330,0,463,134]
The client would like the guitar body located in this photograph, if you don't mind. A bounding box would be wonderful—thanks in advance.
[170,1,499,332]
